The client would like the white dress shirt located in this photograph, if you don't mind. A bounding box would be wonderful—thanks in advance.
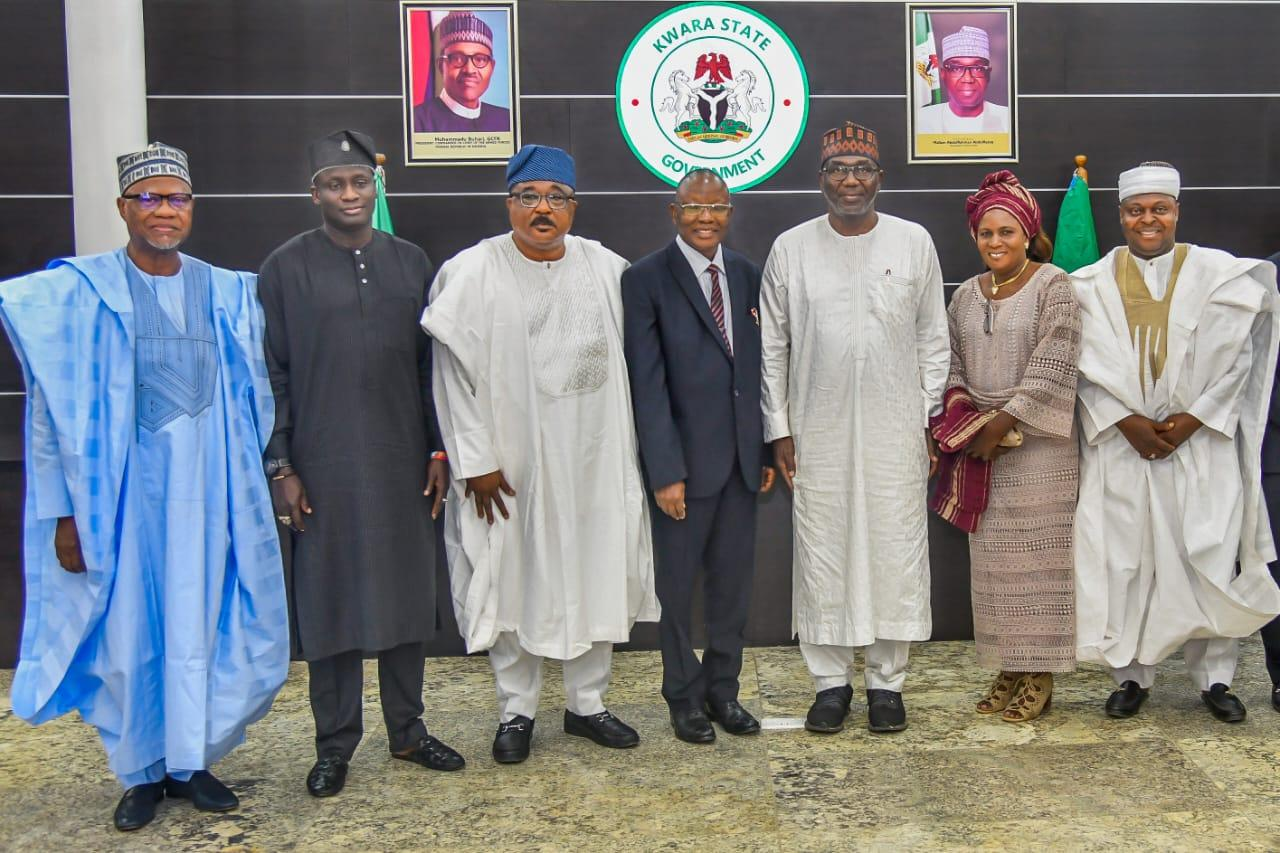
[676,235,733,350]
[1132,247,1176,300]
[440,89,482,120]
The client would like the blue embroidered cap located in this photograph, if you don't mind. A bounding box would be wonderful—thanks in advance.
[506,144,575,190]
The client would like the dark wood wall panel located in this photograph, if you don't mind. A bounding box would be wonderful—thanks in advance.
[3,1,1279,664]
[0,0,68,93]
[0,465,23,667]
[1020,4,1280,94]
[0,198,74,283]
[0,101,72,195]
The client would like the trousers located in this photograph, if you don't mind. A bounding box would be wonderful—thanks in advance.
[307,641,427,759]
[800,639,912,692]
[488,631,613,722]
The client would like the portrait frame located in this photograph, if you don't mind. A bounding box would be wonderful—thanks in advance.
[400,0,521,166]
[906,2,1017,164]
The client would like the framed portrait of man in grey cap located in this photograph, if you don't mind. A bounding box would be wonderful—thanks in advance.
[906,3,1017,163]
[400,1,521,165]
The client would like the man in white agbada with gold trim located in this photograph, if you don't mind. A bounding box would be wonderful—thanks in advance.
[421,145,659,763]
[761,122,950,735]
[1072,161,1280,722]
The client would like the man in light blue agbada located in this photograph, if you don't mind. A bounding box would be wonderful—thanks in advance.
[0,143,289,832]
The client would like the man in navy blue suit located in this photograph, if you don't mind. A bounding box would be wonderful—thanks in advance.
[622,169,775,744]
[1262,248,1280,712]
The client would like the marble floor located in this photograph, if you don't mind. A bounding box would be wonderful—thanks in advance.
[2,638,1278,851]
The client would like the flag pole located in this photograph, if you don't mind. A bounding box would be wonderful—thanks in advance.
[373,152,395,235]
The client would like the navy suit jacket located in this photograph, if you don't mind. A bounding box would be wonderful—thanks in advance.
[1263,250,1280,474]
[622,241,767,499]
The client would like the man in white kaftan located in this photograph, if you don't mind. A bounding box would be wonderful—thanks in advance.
[420,145,658,763]
[761,122,950,734]
[1073,162,1280,722]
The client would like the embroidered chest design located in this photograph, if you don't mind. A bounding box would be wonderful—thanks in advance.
[128,263,220,433]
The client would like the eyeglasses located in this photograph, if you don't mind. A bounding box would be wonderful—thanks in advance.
[509,190,575,210]
[676,203,733,218]
[441,52,494,69]
[820,164,881,181]
[941,61,991,79]
[122,192,194,210]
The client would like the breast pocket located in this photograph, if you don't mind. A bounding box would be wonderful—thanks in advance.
[867,272,915,323]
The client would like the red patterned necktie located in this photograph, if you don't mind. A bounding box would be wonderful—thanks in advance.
[708,263,732,355]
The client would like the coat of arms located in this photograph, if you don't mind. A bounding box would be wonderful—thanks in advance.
[659,51,765,144]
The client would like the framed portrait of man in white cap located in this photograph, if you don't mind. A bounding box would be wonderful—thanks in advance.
[906,3,1017,163]
[400,1,521,165]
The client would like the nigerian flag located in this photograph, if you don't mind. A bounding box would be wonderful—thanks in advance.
[373,166,395,235]
[913,12,943,108]
[1051,174,1100,273]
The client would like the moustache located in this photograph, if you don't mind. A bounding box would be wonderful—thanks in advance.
[531,216,556,229]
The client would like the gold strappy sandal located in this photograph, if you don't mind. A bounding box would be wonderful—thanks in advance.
[976,671,1021,714]
[1002,672,1053,722]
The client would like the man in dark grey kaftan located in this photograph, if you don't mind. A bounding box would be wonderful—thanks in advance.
[258,129,464,797]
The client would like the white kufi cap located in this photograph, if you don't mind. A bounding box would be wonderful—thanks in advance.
[1117,163,1180,201]
[941,26,990,62]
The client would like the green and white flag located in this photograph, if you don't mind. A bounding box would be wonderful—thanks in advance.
[1052,174,1100,273]
[913,12,943,108]
[373,165,395,235]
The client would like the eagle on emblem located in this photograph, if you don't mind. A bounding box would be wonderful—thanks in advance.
[659,50,765,144]
[694,52,733,84]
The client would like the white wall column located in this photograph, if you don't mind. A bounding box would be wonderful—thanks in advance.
[64,0,147,253]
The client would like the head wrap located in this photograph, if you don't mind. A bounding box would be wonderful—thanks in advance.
[820,121,879,166]
[1117,162,1180,201]
[941,26,990,62]
[506,144,575,190]
[308,129,376,184]
[965,170,1042,239]
[117,141,191,194]
[437,11,493,53]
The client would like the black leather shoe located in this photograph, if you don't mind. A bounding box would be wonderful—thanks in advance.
[1105,681,1150,718]
[564,709,640,748]
[670,707,716,743]
[866,689,908,733]
[493,715,535,764]
[393,735,466,771]
[113,782,164,831]
[805,685,853,733]
[1201,683,1246,723]
[164,771,238,812]
[706,699,761,735]
[306,754,349,798]
[1272,684,1280,713]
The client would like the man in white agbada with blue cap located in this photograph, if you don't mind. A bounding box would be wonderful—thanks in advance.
[421,144,659,764]
[916,25,1010,134]
[0,143,287,830]
[1071,161,1280,722]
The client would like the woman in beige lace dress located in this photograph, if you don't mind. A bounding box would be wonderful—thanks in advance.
[945,171,1082,721]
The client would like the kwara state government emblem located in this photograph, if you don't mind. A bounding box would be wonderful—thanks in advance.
[662,52,764,143]
[616,2,809,191]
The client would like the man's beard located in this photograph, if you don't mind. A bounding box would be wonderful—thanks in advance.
[145,235,185,252]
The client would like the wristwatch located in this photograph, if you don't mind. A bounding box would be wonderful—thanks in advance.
[264,457,292,478]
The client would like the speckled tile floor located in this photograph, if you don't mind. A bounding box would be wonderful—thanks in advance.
[2,638,1278,851]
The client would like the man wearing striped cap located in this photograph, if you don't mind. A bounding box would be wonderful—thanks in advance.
[422,144,659,764]
[413,10,511,133]
[760,121,949,735]
[0,142,288,831]
[916,25,1010,134]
